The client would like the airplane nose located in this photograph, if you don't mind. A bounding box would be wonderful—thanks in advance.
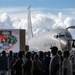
[60,39,68,51]
[60,40,67,45]
[59,38,73,51]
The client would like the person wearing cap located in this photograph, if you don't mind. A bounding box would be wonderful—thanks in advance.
[49,46,61,75]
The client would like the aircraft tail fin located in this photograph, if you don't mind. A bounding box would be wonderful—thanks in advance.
[27,6,33,40]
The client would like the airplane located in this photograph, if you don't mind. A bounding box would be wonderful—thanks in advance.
[28,28,73,52]
[27,6,74,52]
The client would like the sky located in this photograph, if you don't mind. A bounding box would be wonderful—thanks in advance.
[0,0,75,38]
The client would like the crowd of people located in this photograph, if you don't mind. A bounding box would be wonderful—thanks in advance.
[0,46,75,75]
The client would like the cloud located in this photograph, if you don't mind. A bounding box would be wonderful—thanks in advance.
[1,7,75,18]
[0,12,75,37]
[0,7,45,18]
[31,13,55,35]
[0,13,13,29]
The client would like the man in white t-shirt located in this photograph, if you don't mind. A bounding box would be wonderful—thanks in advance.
[62,51,73,75]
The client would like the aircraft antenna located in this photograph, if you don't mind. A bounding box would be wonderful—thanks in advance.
[27,5,33,40]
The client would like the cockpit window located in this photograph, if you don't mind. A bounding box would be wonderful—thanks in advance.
[54,32,72,38]
[59,34,65,37]
[54,34,65,38]
[54,35,58,38]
